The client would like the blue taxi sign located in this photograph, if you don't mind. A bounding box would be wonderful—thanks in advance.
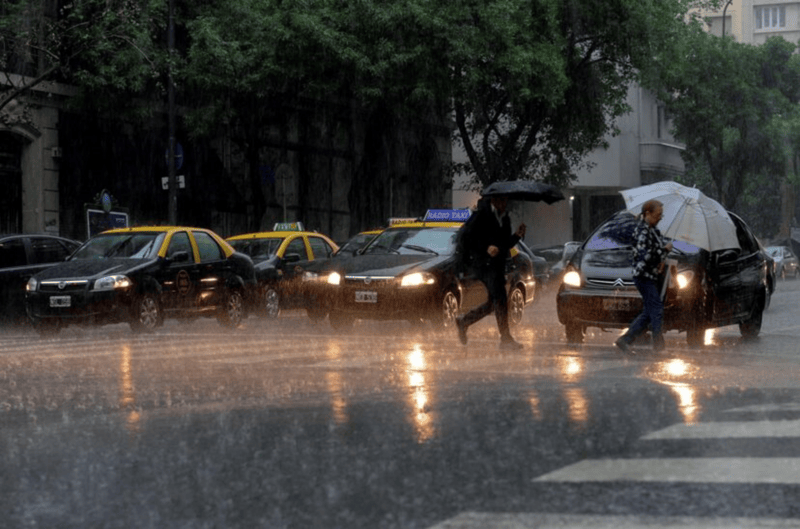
[424,209,471,222]
[273,222,305,231]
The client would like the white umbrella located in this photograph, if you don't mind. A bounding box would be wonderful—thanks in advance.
[620,181,739,252]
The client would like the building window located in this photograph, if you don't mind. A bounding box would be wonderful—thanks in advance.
[755,6,786,29]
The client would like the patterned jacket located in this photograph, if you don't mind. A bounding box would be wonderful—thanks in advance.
[631,219,668,280]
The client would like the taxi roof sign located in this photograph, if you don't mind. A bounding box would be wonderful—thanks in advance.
[424,209,471,222]
[273,221,305,231]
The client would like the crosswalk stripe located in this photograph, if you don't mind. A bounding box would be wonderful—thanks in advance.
[642,420,800,440]
[724,403,800,413]
[428,512,800,528]
[532,457,800,484]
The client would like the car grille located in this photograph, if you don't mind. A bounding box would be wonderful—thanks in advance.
[586,277,635,288]
[343,275,395,286]
[39,280,90,293]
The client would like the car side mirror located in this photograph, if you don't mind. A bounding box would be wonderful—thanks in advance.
[715,249,739,265]
[169,250,190,263]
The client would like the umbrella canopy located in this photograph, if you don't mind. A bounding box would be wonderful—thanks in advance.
[620,181,739,252]
[480,180,565,204]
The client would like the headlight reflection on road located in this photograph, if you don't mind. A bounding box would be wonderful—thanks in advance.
[558,355,584,383]
[406,343,435,443]
[558,355,589,427]
[118,344,141,434]
[647,358,701,424]
[325,341,348,426]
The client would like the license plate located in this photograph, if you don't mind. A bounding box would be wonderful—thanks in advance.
[355,291,377,303]
[603,297,631,311]
[49,295,71,308]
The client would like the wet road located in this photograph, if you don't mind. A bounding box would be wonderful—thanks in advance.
[2,282,800,528]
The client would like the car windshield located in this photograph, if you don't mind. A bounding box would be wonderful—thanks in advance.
[766,247,781,258]
[337,233,377,255]
[72,232,165,260]
[363,227,456,256]
[586,220,701,255]
[228,238,283,260]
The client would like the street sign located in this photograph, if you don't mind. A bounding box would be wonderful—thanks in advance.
[161,175,185,190]
[86,209,129,239]
[164,142,184,171]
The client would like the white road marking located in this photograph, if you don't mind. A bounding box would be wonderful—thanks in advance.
[724,403,800,413]
[642,420,800,440]
[428,512,800,529]
[532,457,800,484]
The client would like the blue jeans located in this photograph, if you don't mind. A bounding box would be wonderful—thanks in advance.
[620,276,663,345]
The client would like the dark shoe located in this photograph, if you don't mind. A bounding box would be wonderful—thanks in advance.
[500,338,524,350]
[456,316,468,345]
[615,338,632,353]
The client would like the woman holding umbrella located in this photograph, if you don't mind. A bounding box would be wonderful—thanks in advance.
[615,199,673,354]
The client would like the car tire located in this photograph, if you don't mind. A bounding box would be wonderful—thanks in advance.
[739,293,764,339]
[437,289,460,329]
[329,312,355,330]
[130,292,162,333]
[508,286,525,327]
[565,322,583,344]
[31,318,60,337]
[218,289,245,329]
[263,287,280,319]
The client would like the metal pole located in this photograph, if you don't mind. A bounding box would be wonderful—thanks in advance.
[722,0,732,38]
[167,0,177,225]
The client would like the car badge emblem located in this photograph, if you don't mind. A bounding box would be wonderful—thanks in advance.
[613,278,624,287]
[364,277,372,285]
[58,281,66,290]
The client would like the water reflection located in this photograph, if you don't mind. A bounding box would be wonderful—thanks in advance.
[646,358,701,424]
[118,344,141,433]
[558,354,584,383]
[558,354,588,426]
[406,343,434,443]
[325,341,348,426]
[528,390,542,420]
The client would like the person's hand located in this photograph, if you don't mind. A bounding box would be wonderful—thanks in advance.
[516,223,527,238]
[487,245,499,257]
[665,242,673,252]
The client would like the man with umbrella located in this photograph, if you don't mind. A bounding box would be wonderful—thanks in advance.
[455,194,527,350]
[614,199,673,353]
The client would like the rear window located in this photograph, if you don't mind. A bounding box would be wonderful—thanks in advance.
[229,238,283,260]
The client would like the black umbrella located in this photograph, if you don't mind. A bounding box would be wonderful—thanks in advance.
[480,180,565,204]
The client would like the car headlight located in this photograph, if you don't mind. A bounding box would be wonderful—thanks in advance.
[562,270,582,287]
[400,272,436,287]
[326,272,342,286]
[93,275,132,291]
[675,270,695,289]
[26,277,38,292]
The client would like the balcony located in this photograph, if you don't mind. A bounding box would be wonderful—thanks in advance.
[639,141,685,178]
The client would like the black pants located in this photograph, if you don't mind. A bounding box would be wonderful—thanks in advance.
[460,266,510,339]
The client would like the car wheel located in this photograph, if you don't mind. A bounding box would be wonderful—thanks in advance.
[565,322,583,344]
[437,289,460,328]
[739,295,764,339]
[31,318,60,337]
[130,292,162,333]
[508,286,525,327]
[329,312,355,330]
[218,289,245,328]
[686,324,705,348]
[263,287,280,319]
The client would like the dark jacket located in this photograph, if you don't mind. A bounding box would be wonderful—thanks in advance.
[461,198,521,274]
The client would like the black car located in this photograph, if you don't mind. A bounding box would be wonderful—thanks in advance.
[25,226,257,334]
[309,218,536,329]
[0,234,81,323]
[556,211,770,346]
[515,240,549,301]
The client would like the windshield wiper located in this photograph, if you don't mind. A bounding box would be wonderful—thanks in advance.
[401,244,438,255]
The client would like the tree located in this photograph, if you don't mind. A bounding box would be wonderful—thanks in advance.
[644,24,800,226]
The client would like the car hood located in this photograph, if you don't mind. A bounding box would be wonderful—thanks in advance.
[325,254,449,277]
[33,258,154,281]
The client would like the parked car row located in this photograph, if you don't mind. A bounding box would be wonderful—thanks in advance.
[8,210,551,336]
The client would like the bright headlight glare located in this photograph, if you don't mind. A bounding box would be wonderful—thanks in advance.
[327,272,342,285]
[400,272,435,287]
[302,271,319,281]
[26,277,37,292]
[676,270,694,289]
[93,275,132,291]
[563,270,582,287]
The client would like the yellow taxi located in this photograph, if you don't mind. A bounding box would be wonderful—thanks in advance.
[25,226,257,334]
[227,223,339,319]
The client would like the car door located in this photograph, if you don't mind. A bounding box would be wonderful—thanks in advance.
[278,236,311,307]
[0,236,30,320]
[155,230,199,314]
[708,215,761,321]
[190,230,231,312]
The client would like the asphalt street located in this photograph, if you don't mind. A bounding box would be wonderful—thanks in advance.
[1,280,800,528]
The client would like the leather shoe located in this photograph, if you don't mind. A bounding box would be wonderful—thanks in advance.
[500,338,524,350]
[615,338,632,353]
[456,316,468,345]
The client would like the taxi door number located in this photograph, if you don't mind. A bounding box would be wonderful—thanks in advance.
[355,291,377,303]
